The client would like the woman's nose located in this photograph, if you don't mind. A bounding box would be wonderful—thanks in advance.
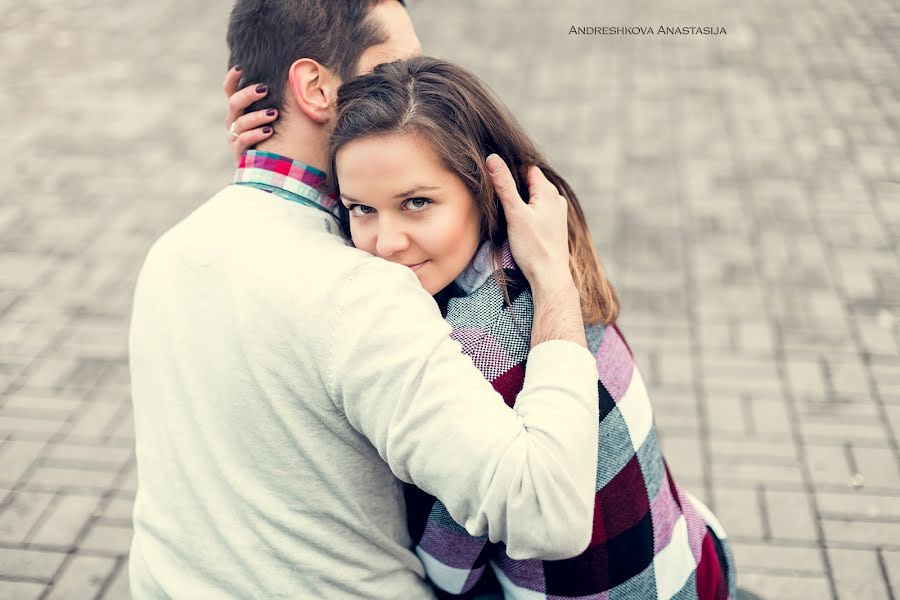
[374,221,411,258]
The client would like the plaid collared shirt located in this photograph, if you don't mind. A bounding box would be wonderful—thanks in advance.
[233,150,340,218]
[405,243,737,600]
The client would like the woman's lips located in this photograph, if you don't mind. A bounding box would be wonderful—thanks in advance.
[407,260,428,272]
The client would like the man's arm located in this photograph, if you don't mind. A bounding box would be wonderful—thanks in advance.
[326,260,598,560]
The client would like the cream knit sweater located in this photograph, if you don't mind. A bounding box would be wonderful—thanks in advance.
[128,185,599,599]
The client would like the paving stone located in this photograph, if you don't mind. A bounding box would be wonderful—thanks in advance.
[43,554,116,600]
[66,402,123,440]
[26,467,118,492]
[800,418,890,444]
[799,398,882,421]
[786,357,829,404]
[109,414,135,441]
[0,491,55,544]
[79,523,132,555]
[765,488,820,542]
[658,435,704,482]
[823,519,900,548]
[882,550,900,599]
[817,491,900,520]
[100,560,130,600]
[0,439,46,485]
[736,572,832,600]
[807,443,856,488]
[850,445,900,489]
[28,494,101,547]
[0,416,64,438]
[655,354,695,388]
[116,465,138,495]
[855,315,900,358]
[58,322,128,359]
[0,547,67,581]
[709,437,797,461]
[730,540,824,575]
[701,357,782,388]
[835,581,892,600]
[705,394,750,436]
[18,357,81,392]
[828,547,886,585]
[711,487,766,541]
[747,400,793,436]
[1,393,82,417]
[714,459,806,486]
[0,256,53,291]
[101,496,134,523]
[0,581,45,600]
[43,443,132,469]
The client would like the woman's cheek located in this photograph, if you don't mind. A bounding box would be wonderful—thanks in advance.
[349,222,371,253]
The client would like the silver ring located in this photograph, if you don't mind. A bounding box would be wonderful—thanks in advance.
[229,121,239,140]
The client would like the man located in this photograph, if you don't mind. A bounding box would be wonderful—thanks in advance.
[129,1,600,597]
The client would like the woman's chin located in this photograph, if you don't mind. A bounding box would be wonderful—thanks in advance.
[421,276,450,296]
[421,280,440,295]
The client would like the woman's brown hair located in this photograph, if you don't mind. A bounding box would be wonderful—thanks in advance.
[327,56,619,325]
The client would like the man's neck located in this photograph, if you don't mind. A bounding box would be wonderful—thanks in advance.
[254,119,329,173]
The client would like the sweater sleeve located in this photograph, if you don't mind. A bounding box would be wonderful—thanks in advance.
[326,258,600,560]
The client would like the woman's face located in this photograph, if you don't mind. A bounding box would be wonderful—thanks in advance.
[335,133,482,295]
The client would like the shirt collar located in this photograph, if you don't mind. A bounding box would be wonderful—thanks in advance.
[454,241,516,294]
[233,150,339,215]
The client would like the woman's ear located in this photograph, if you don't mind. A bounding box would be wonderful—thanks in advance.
[285,58,341,124]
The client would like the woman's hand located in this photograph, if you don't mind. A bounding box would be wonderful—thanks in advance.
[486,154,572,292]
[223,66,278,163]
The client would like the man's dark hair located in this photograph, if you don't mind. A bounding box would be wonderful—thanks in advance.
[227,0,406,123]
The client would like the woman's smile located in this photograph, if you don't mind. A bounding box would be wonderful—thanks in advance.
[405,260,429,272]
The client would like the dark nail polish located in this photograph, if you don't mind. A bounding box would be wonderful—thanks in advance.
[256,84,268,94]
[266,109,276,117]
[234,65,242,72]
[262,126,273,134]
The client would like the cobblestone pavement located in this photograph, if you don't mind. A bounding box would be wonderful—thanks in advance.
[1,0,898,598]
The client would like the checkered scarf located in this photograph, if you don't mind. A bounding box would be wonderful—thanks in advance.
[405,243,737,599]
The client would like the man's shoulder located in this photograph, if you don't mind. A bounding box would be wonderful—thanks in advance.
[138,184,438,315]
[145,184,354,271]
[331,258,446,335]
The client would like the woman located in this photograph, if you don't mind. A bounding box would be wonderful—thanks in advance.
[231,57,736,599]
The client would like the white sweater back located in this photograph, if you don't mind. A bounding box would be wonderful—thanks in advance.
[128,185,599,598]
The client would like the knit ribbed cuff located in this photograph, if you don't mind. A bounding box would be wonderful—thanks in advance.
[523,340,598,392]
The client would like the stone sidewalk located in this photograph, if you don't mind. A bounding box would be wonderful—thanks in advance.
[1,0,898,598]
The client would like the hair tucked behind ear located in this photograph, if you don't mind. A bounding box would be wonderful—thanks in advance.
[328,56,619,325]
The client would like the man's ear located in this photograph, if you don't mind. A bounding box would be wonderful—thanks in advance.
[285,58,341,124]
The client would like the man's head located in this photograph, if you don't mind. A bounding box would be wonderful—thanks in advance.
[227,0,420,127]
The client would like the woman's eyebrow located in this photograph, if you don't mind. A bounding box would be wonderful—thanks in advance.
[392,185,439,199]
[340,186,440,204]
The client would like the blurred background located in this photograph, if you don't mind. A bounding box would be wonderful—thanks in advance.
[1,0,898,598]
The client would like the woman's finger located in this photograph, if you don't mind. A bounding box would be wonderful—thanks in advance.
[525,165,559,205]
[228,109,277,161]
[232,128,274,162]
[229,108,278,140]
[223,65,242,97]
[486,154,524,216]
[226,83,269,128]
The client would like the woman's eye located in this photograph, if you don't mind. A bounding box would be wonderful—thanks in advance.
[404,197,432,211]
[348,204,375,217]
